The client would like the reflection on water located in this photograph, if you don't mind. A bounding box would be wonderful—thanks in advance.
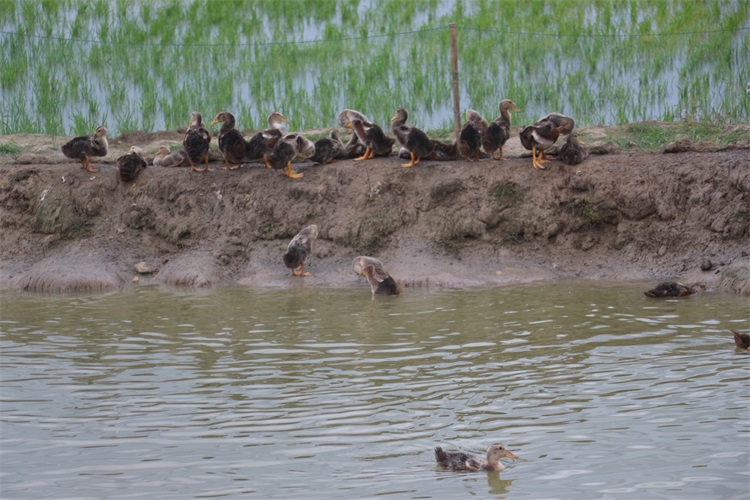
[1,283,748,498]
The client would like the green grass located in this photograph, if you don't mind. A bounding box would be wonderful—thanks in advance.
[1,0,748,136]
[0,141,22,154]
[587,122,750,151]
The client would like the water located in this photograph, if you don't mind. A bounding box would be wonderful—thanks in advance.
[1,283,748,498]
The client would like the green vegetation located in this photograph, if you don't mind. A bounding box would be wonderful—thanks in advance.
[0,141,22,154]
[1,0,748,136]
[582,122,750,151]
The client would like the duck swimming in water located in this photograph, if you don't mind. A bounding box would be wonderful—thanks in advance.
[732,330,750,351]
[643,282,705,298]
[435,443,518,472]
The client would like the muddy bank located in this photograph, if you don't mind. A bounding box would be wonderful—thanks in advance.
[1,138,749,294]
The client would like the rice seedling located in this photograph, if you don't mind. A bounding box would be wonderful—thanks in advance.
[0,0,747,137]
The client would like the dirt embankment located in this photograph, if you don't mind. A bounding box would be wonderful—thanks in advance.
[1,131,749,294]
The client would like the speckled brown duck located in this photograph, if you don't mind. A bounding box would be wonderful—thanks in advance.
[210,111,247,170]
[283,224,318,276]
[520,112,575,169]
[558,133,587,166]
[458,109,489,162]
[482,99,520,161]
[347,119,395,161]
[116,146,147,182]
[390,107,434,168]
[644,282,705,298]
[311,130,345,164]
[435,443,518,472]
[61,125,108,173]
[183,111,211,172]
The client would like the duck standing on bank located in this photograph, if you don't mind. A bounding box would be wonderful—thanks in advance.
[458,109,489,162]
[283,224,318,277]
[558,132,587,166]
[61,125,108,173]
[482,99,520,161]
[210,111,247,170]
[390,107,434,168]
[347,119,395,161]
[116,146,148,182]
[183,111,211,172]
[520,112,575,170]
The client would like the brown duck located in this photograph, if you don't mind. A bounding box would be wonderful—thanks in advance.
[558,133,587,166]
[283,224,318,276]
[458,109,489,161]
[183,111,211,172]
[210,111,247,170]
[347,119,395,161]
[732,330,750,350]
[390,107,434,168]
[61,125,108,173]
[435,443,518,472]
[644,282,705,298]
[311,130,345,164]
[520,112,575,170]
[153,145,188,168]
[482,99,520,160]
[116,146,147,182]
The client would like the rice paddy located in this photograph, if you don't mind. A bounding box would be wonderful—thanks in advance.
[1,0,748,137]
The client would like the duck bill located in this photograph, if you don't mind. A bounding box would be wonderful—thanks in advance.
[505,451,519,460]
[345,122,353,129]
[512,105,521,113]
[390,113,399,122]
[209,118,219,126]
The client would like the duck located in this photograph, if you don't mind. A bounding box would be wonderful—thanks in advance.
[643,282,705,298]
[558,133,587,165]
[347,119,395,160]
[153,145,188,167]
[731,330,750,350]
[116,146,147,182]
[520,112,575,170]
[352,256,401,295]
[311,130,345,164]
[294,134,316,163]
[390,107,434,168]
[61,125,108,173]
[183,111,211,172]
[428,140,459,161]
[344,132,367,159]
[264,133,304,179]
[283,224,318,276]
[338,109,373,128]
[245,112,290,161]
[435,443,518,472]
[458,109,489,161]
[210,111,247,170]
[482,99,521,161]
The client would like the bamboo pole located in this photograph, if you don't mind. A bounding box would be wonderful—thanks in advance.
[450,23,460,136]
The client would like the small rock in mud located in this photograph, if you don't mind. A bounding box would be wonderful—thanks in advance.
[134,261,159,274]
[700,259,713,271]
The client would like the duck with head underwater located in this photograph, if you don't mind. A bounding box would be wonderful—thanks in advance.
[61,125,108,173]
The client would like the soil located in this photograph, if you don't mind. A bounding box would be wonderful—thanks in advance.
[1,127,749,294]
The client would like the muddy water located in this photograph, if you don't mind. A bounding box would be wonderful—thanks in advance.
[1,283,748,498]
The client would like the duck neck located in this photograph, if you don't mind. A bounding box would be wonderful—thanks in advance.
[220,117,235,135]
[500,107,512,127]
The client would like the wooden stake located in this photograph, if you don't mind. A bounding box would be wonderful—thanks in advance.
[450,23,460,136]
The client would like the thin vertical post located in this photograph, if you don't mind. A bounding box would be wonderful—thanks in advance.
[449,23,461,135]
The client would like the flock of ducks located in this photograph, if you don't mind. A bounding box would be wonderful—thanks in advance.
[60,109,744,472]
[60,102,588,181]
